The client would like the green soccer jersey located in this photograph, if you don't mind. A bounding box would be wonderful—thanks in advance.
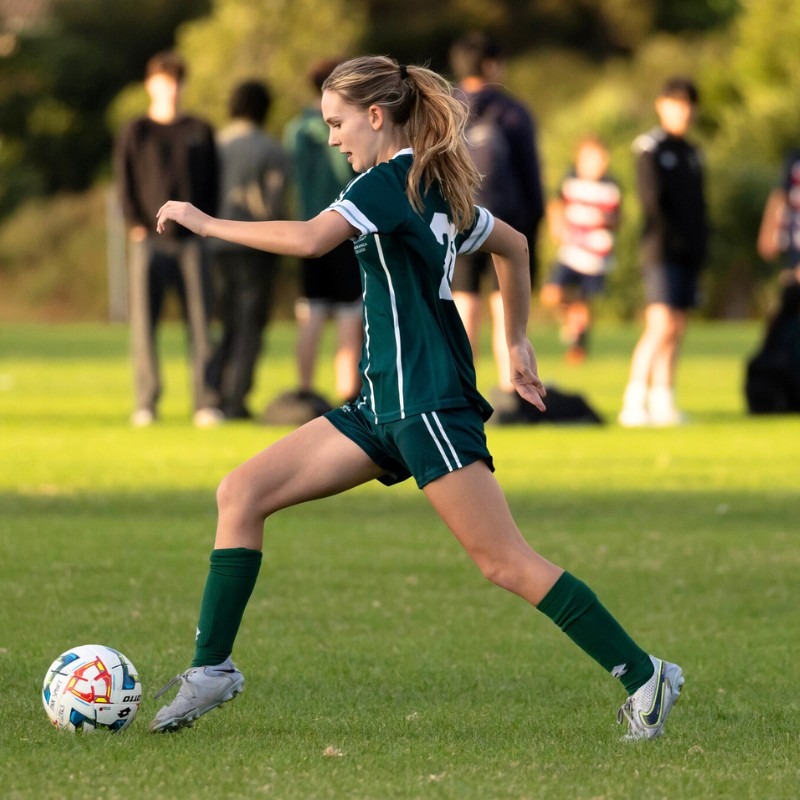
[329,149,495,424]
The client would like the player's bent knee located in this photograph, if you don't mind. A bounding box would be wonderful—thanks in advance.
[216,469,261,519]
[476,554,526,594]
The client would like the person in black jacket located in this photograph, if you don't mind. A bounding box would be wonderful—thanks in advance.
[115,51,222,428]
[449,32,545,419]
[619,77,707,427]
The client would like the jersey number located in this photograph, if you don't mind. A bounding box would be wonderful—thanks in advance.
[430,213,458,300]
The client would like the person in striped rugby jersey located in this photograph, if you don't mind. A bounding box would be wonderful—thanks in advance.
[541,135,621,364]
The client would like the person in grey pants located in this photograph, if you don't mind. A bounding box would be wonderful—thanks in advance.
[115,50,221,427]
[206,80,288,420]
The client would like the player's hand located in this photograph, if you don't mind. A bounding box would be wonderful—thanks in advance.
[155,201,210,236]
[509,340,547,412]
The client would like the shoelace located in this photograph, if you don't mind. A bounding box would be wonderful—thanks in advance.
[154,671,196,700]
[617,698,655,739]
[616,699,635,727]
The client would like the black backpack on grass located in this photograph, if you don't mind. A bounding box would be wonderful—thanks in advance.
[745,282,800,414]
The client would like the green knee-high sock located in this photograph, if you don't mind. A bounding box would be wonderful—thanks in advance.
[537,571,654,695]
[191,547,263,668]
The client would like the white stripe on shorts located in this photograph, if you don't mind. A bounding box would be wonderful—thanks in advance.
[431,412,463,469]
[421,412,463,473]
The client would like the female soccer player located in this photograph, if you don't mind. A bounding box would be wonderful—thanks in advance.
[150,56,683,739]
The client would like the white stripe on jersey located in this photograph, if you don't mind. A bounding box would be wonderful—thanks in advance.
[421,413,453,472]
[360,271,376,416]
[331,198,376,236]
[373,233,405,418]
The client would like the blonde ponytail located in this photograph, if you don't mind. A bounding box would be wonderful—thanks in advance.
[323,56,481,232]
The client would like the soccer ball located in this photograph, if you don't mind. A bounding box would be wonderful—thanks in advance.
[42,644,142,732]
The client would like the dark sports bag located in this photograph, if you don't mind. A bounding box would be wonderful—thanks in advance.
[746,353,800,413]
[489,385,604,426]
[745,282,800,414]
[262,389,333,426]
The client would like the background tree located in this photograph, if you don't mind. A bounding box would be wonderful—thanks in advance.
[1,0,741,220]
[700,0,800,316]
[0,0,210,216]
[5,0,797,322]
[177,0,366,132]
[361,0,738,69]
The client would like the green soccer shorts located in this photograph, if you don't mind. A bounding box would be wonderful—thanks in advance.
[326,402,494,489]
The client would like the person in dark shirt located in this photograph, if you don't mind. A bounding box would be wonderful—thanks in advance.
[449,32,545,419]
[619,77,707,427]
[115,51,222,428]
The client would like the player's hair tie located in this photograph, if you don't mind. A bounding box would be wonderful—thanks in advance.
[399,64,409,80]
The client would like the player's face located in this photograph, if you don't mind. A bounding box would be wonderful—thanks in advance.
[322,90,381,173]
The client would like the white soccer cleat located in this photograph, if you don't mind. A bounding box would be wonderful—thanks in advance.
[617,655,684,740]
[149,657,244,732]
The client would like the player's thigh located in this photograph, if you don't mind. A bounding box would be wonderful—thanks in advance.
[423,461,525,554]
[221,416,384,517]
[423,461,560,598]
[423,461,521,551]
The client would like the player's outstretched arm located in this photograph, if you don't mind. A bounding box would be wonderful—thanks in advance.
[483,219,547,412]
[155,202,357,259]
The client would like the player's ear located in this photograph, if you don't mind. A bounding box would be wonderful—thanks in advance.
[368,104,385,131]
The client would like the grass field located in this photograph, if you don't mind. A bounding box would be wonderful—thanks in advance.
[0,320,798,799]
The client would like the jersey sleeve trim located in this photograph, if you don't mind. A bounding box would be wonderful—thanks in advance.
[458,207,495,254]
[329,199,377,236]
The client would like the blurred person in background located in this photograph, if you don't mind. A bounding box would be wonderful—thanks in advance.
[540,135,621,364]
[449,31,545,422]
[757,148,800,287]
[749,152,800,414]
[283,57,362,410]
[618,77,707,428]
[115,50,221,428]
[207,79,288,421]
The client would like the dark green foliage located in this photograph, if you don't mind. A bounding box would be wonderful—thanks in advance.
[0,0,210,214]
[0,1,794,319]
